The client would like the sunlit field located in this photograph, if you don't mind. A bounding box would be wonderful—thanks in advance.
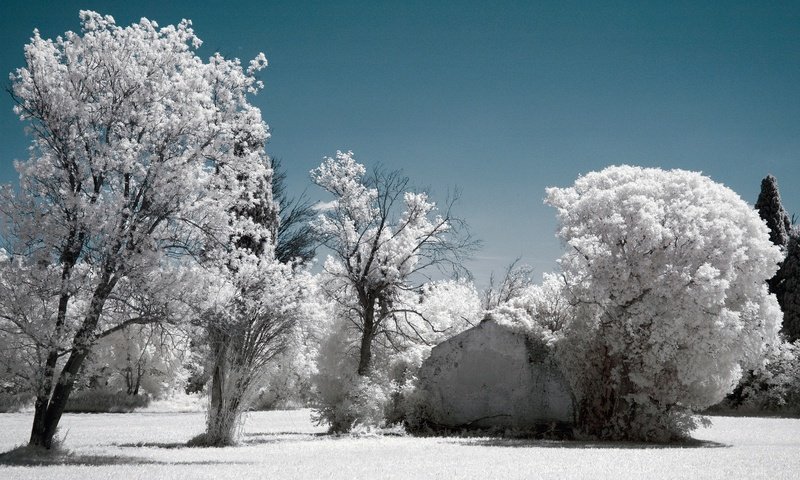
[1,410,799,479]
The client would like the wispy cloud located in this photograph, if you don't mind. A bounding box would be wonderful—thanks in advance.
[313,200,337,212]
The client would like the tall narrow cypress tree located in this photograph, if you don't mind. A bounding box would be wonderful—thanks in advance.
[756,175,792,249]
[755,174,800,341]
[756,175,792,297]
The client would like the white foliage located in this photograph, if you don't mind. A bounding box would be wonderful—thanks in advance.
[733,340,800,413]
[309,151,472,430]
[0,10,272,447]
[313,278,480,431]
[311,151,451,290]
[545,165,783,440]
[254,274,334,410]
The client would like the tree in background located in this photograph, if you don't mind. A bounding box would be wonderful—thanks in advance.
[186,64,311,445]
[755,175,793,305]
[198,256,308,446]
[309,151,477,430]
[1,11,270,449]
[752,174,800,341]
[482,258,536,310]
[271,158,319,265]
[776,233,800,342]
[756,175,792,250]
[547,165,783,441]
[314,277,481,431]
[310,151,475,377]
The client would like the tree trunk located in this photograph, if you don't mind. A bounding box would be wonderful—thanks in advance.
[29,272,75,446]
[205,323,238,446]
[357,303,375,376]
[28,395,50,447]
[28,276,116,449]
[133,364,141,396]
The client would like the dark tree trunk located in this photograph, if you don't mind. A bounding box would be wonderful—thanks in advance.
[28,395,50,447]
[30,266,76,446]
[210,336,227,427]
[28,276,116,449]
[577,346,618,439]
[357,303,375,376]
[203,324,252,446]
[133,364,142,396]
[204,322,236,445]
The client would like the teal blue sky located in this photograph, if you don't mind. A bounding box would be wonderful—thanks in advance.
[1,1,799,284]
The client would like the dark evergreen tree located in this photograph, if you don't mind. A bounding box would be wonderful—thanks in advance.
[777,230,800,342]
[756,175,792,248]
[755,174,800,340]
[756,175,792,298]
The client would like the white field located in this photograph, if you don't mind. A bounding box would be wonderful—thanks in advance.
[1,410,799,479]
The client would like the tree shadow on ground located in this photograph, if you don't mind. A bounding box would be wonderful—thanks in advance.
[115,441,193,449]
[0,445,252,467]
[242,431,335,446]
[111,432,331,449]
[452,437,728,449]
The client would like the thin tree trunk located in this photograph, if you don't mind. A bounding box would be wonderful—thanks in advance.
[133,364,142,396]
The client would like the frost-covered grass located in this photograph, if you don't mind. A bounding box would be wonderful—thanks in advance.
[1,410,799,479]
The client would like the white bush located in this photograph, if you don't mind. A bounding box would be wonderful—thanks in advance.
[546,165,783,441]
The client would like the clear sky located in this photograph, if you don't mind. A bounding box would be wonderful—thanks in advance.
[1,1,798,285]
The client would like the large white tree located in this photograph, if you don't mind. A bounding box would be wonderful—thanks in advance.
[546,165,783,441]
[0,11,269,448]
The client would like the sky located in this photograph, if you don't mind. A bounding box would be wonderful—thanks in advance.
[0,1,798,286]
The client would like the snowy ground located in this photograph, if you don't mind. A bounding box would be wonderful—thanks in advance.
[1,410,799,479]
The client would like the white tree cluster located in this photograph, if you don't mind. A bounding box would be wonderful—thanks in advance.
[0,9,793,449]
[545,165,783,440]
[310,151,477,430]
[0,11,277,448]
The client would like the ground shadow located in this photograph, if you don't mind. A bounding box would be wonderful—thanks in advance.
[452,437,728,449]
[112,432,332,449]
[115,441,192,449]
[0,445,252,467]
[242,431,335,446]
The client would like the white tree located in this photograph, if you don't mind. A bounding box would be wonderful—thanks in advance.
[86,322,190,397]
[197,255,308,446]
[496,272,572,336]
[311,151,474,377]
[314,278,480,431]
[253,276,334,410]
[309,151,476,430]
[1,11,269,448]
[546,165,783,441]
[482,259,536,310]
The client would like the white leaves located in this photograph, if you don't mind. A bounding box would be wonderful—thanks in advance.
[0,11,278,402]
[7,9,275,270]
[310,150,377,228]
[247,52,268,75]
[546,165,785,437]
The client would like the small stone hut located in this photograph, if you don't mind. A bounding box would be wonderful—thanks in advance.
[415,317,574,431]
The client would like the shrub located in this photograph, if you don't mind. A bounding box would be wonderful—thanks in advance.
[721,340,800,416]
[63,389,149,413]
[546,166,783,441]
[0,392,32,413]
[311,280,480,432]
